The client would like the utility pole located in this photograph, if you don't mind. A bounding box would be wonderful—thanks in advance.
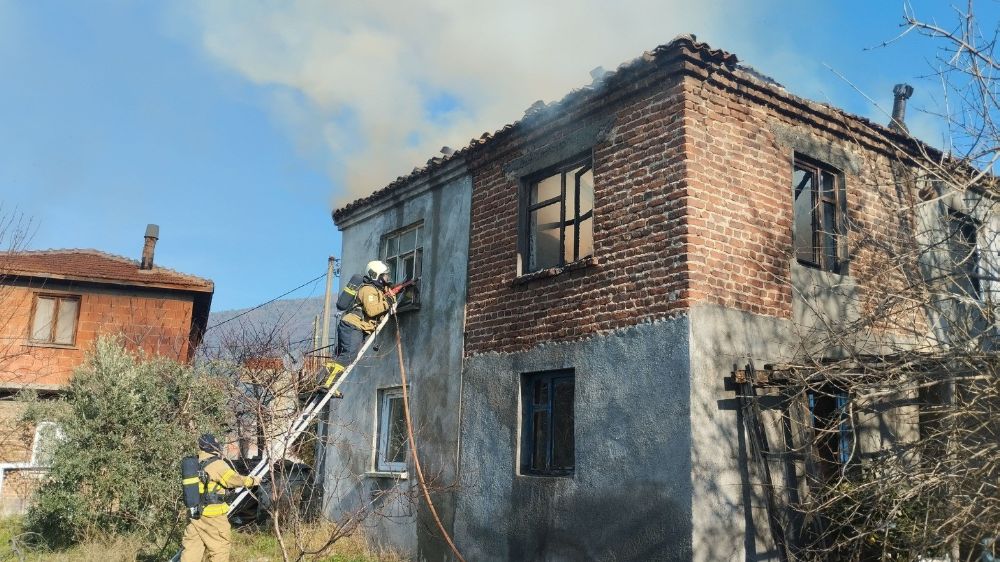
[311,314,320,369]
[320,256,336,351]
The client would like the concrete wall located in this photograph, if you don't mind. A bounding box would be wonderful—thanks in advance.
[454,318,693,562]
[326,166,471,561]
[688,302,923,562]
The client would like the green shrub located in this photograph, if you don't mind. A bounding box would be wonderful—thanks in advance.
[23,336,229,550]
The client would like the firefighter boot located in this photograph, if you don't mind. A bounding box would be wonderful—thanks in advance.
[320,362,346,398]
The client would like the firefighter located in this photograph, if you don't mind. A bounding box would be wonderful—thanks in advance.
[181,434,260,562]
[320,260,396,391]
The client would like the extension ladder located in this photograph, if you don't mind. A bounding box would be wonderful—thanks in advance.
[170,304,397,561]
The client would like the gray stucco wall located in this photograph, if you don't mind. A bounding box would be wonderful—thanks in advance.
[454,317,693,562]
[325,169,471,561]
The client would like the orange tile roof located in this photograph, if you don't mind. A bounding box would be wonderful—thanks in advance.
[0,249,214,292]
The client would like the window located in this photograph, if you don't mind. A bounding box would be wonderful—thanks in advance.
[520,370,575,476]
[807,387,854,480]
[382,223,422,306]
[29,294,80,346]
[948,210,981,299]
[376,387,408,473]
[521,156,594,273]
[793,156,844,273]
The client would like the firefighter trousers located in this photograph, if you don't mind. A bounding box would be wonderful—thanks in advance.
[180,514,232,562]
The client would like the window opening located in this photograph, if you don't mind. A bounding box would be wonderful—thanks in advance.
[520,370,575,476]
[29,294,80,345]
[523,156,594,272]
[376,387,408,473]
[793,157,844,273]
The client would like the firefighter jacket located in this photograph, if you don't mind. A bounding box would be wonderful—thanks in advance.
[197,451,257,518]
[342,283,392,333]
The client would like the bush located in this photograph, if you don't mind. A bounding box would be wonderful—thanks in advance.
[23,336,229,550]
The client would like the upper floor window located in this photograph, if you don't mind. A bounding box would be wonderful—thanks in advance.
[382,223,423,306]
[793,156,845,273]
[948,210,981,299]
[521,156,594,273]
[520,369,575,477]
[29,294,80,346]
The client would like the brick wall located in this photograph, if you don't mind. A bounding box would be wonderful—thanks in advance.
[0,282,197,387]
[465,48,927,356]
[682,68,928,330]
[465,64,690,355]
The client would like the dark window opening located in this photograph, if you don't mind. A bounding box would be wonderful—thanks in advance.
[29,294,81,346]
[521,156,594,273]
[807,387,854,480]
[521,370,575,476]
[948,210,981,299]
[793,156,844,273]
[382,223,423,307]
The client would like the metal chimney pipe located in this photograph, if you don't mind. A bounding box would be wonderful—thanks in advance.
[890,83,914,132]
[140,224,159,270]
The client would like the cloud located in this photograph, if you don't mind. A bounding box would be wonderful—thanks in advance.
[178,0,788,206]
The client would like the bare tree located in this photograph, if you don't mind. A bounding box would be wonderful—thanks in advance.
[738,5,1000,561]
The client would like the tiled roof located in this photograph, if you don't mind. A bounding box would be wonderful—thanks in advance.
[0,249,214,292]
[331,35,737,222]
[332,34,935,223]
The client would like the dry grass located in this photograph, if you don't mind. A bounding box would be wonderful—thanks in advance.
[0,518,402,562]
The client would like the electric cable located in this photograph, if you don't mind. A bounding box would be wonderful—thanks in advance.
[392,313,466,562]
[205,273,327,332]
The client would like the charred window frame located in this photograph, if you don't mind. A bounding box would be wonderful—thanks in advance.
[375,386,408,473]
[948,209,981,299]
[793,155,846,273]
[519,155,594,274]
[381,222,423,308]
[520,369,575,477]
[28,293,81,346]
[807,386,856,480]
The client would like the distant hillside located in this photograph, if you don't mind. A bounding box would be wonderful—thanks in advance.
[201,297,329,357]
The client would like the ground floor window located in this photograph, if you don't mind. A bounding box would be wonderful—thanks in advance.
[520,369,575,476]
[807,386,855,480]
[376,387,408,473]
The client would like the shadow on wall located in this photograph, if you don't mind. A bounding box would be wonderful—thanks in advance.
[501,482,690,562]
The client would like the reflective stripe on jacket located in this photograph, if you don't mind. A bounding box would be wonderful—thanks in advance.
[197,451,255,518]
[342,284,390,332]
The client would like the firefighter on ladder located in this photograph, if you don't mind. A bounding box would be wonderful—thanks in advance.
[319,260,397,393]
[181,434,260,562]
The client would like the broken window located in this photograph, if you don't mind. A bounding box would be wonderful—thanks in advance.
[520,369,575,476]
[807,386,855,480]
[382,223,423,307]
[793,156,844,273]
[29,294,80,346]
[948,210,981,299]
[376,387,408,473]
[521,155,594,273]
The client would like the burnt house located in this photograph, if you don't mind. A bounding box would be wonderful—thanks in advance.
[326,36,996,561]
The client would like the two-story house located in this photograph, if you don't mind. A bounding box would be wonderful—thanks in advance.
[325,36,994,561]
[0,224,213,514]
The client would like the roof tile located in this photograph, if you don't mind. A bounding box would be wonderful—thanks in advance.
[0,249,214,292]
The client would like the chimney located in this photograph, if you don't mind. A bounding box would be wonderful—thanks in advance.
[890,83,914,132]
[140,224,159,270]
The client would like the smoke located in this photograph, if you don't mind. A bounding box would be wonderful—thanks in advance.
[178,0,793,207]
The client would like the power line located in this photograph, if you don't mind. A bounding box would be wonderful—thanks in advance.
[205,273,328,333]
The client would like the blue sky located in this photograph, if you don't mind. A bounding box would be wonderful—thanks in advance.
[0,1,996,311]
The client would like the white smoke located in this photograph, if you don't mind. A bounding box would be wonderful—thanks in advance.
[176,0,820,206]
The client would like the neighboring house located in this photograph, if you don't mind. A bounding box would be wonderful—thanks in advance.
[0,224,213,514]
[327,36,996,561]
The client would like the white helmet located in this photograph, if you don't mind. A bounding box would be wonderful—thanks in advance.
[366,260,390,281]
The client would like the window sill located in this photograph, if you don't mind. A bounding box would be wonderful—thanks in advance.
[23,341,77,350]
[514,256,598,286]
[365,470,408,480]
